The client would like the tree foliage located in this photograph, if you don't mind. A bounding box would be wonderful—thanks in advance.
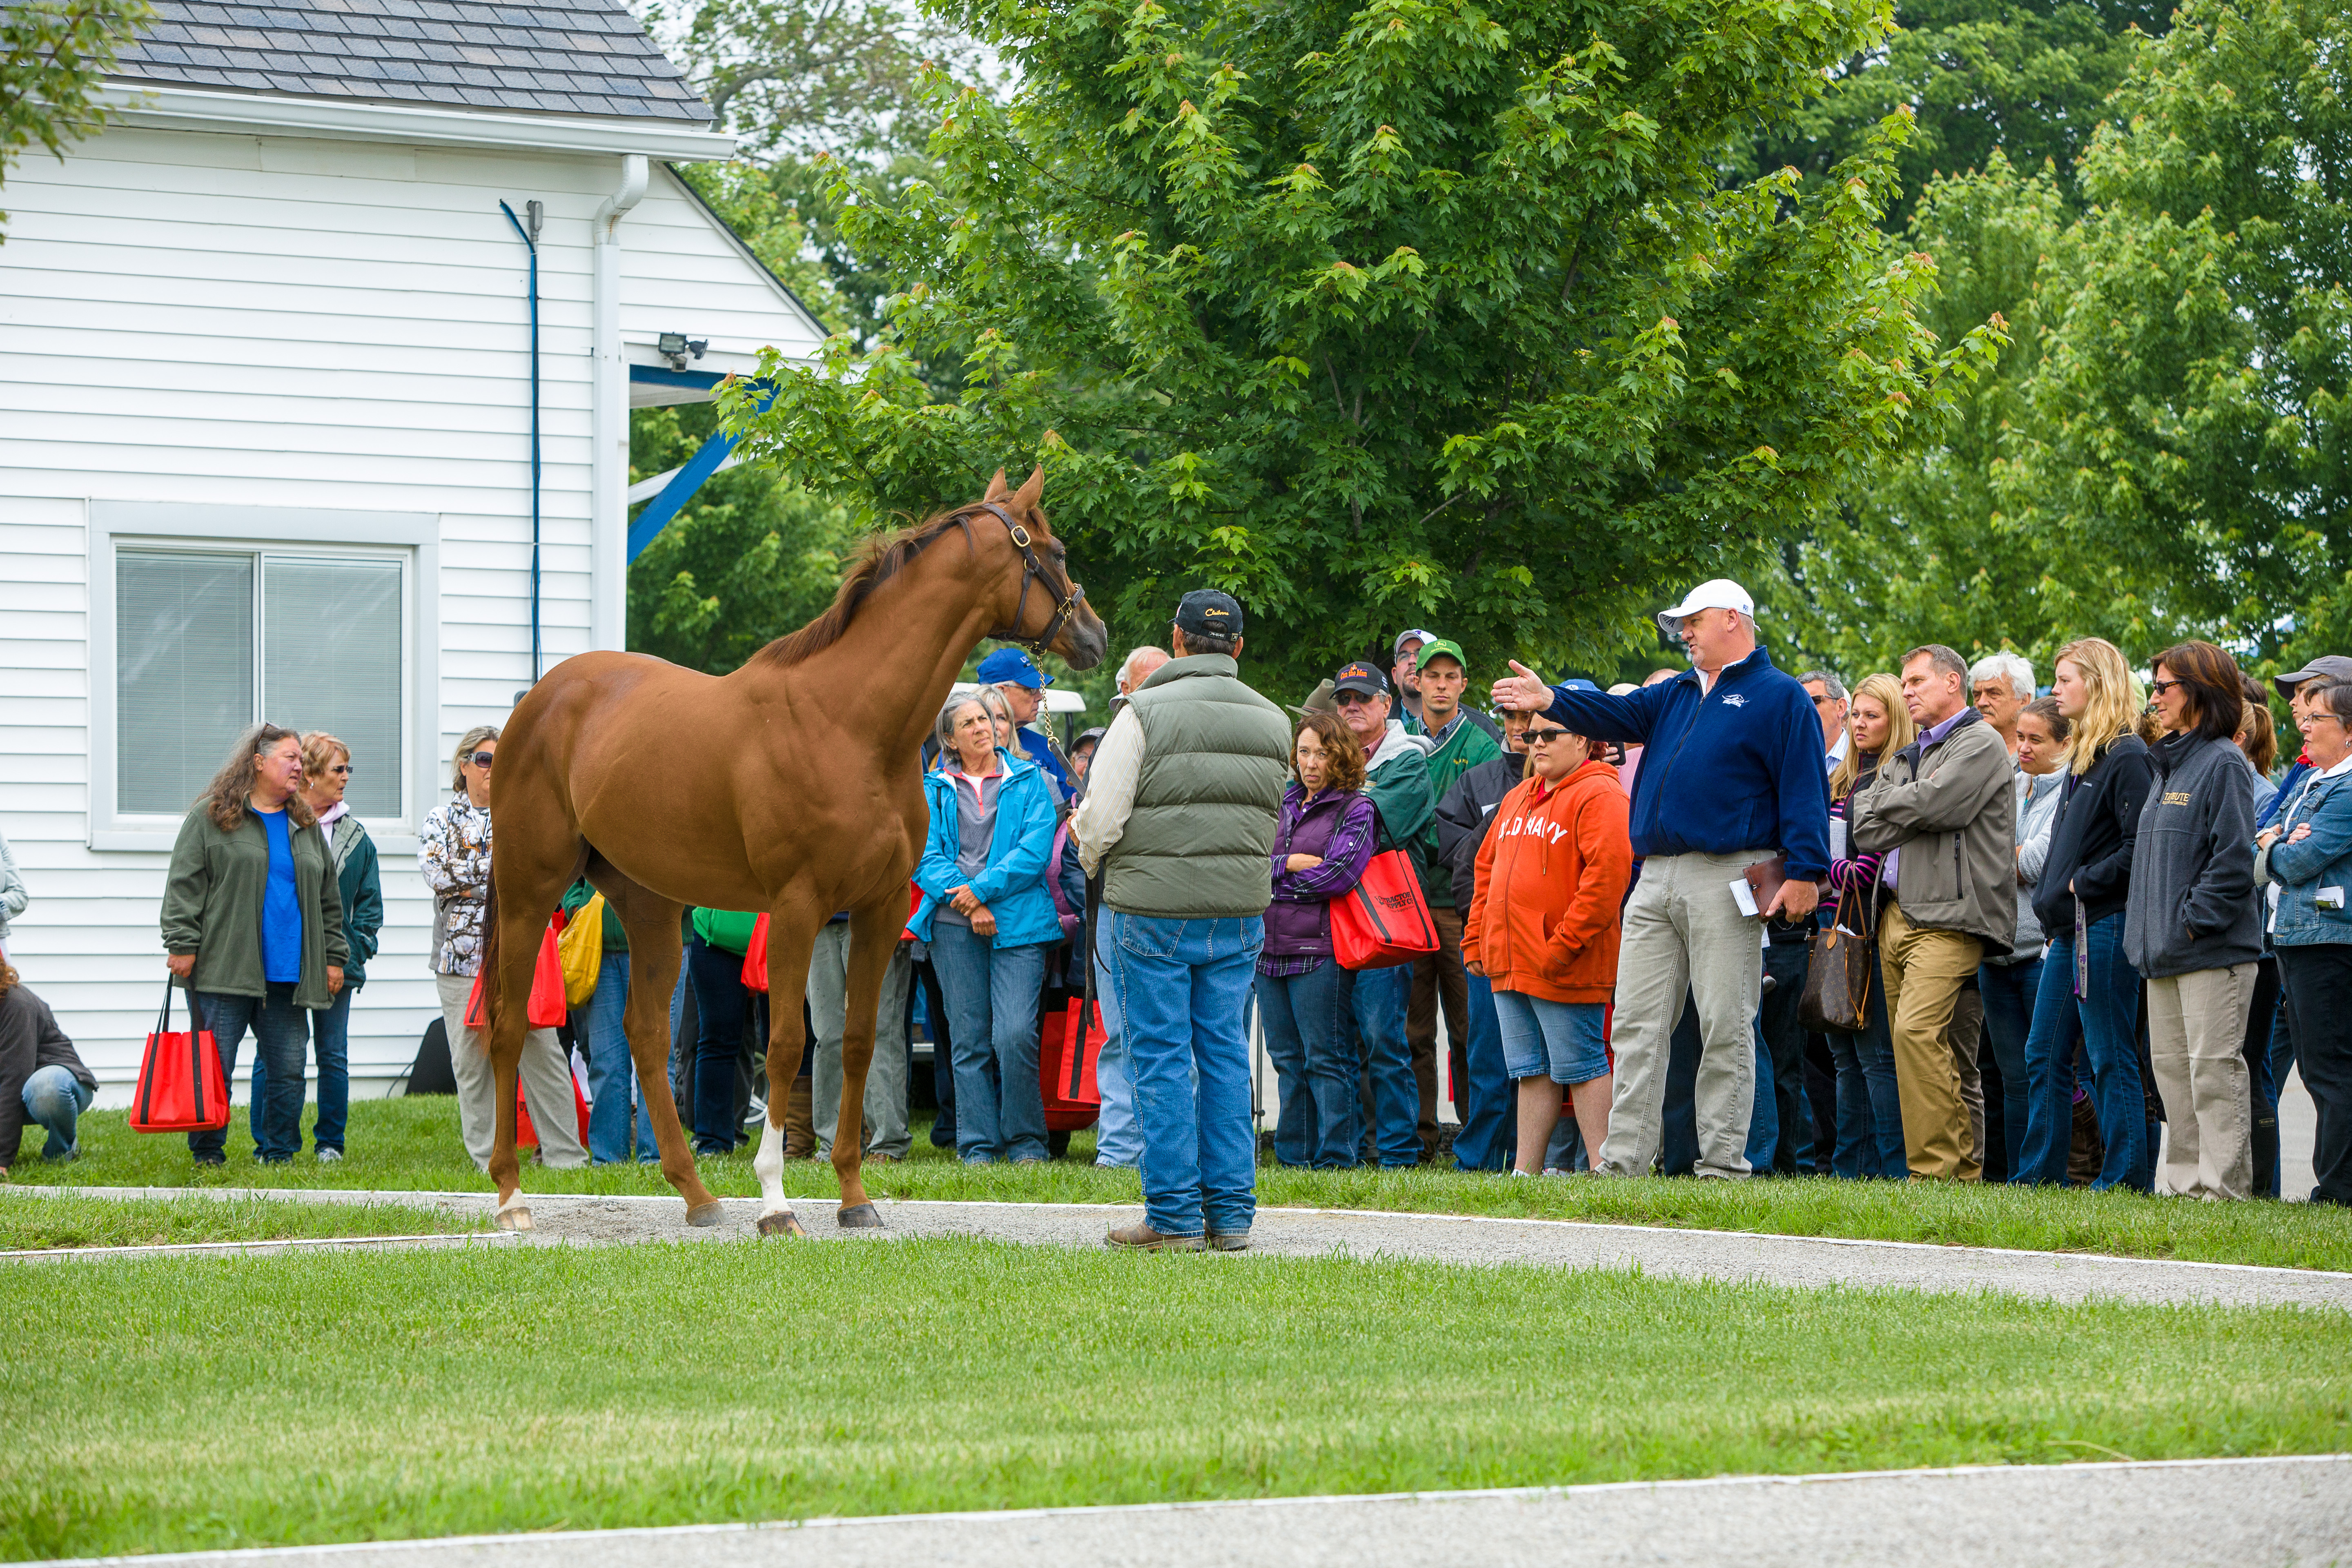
[0,0,150,238]
[1735,0,2164,227]
[723,0,2004,694]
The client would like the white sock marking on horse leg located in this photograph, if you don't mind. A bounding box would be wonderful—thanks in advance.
[755,1112,791,1218]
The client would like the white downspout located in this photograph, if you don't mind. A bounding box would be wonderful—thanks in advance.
[590,153,648,653]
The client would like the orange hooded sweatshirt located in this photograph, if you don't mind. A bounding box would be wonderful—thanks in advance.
[1463,757,1633,1004]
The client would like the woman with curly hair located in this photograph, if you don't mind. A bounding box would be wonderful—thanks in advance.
[159,724,347,1167]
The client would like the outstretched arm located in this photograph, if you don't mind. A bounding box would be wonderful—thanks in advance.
[1491,661,1657,743]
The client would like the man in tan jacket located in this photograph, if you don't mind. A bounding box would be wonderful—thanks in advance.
[1851,644,2019,1180]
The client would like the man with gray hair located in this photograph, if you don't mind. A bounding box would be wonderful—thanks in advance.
[1113,646,1170,709]
[1969,651,2035,761]
[1799,670,1849,772]
[1851,643,2018,1179]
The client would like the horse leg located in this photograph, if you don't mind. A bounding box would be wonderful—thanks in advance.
[753,904,822,1238]
[485,889,561,1229]
[597,870,721,1226]
[832,898,900,1229]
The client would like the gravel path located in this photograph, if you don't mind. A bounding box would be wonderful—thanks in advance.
[32,1456,2352,1568]
[30,1185,2352,1310]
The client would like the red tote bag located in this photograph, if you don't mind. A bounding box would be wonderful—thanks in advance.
[740,913,770,993]
[1037,998,1104,1131]
[1329,848,1439,970]
[129,981,231,1133]
[463,919,569,1031]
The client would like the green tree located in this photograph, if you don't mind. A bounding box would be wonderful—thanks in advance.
[1998,0,2350,673]
[1,0,150,238]
[626,402,862,674]
[722,0,2004,696]
[1735,0,2164,229]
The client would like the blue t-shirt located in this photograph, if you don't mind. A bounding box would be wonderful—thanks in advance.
[258,808,302,984]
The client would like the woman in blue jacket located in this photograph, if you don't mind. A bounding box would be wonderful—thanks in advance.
[2258,677,2352,1206]
[915,694,1062,1163]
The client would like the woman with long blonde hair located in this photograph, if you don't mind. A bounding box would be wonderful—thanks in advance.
[1821,673,1912,1178]
[2014,636,2156,1189]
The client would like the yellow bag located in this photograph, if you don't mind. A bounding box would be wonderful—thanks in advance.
[557,893,605,1008]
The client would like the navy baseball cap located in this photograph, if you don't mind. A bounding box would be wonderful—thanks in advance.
[1175,589,1244,637]
[976,646,1052,688]
[1332,661,1390,697]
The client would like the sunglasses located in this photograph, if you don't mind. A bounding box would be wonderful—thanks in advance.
[2149,679,2183,695]
[469,751,495,768]
[1334,690,1381,707]
[325,764,353,777]
[1525,728,1572,745]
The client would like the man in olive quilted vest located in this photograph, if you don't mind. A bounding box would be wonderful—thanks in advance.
[1073,590,1291,1251]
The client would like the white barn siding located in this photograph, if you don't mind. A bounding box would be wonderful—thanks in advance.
[0,126,645,1097]
[620,163,828,365]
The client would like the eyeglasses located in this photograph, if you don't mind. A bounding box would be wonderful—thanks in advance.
[469,751,495,768]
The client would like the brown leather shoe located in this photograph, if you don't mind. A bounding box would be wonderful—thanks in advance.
[1204,1228,1250,1252]
[1105,1222,1205,1252]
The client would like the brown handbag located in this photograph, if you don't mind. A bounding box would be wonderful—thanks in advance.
[1799,869,1877,1035]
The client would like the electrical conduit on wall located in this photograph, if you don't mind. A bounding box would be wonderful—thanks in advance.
[498,197,543,684]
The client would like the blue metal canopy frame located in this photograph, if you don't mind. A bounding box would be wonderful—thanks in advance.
[625,366,777,562]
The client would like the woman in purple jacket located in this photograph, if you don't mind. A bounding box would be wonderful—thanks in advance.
[1257,710,1380,1167]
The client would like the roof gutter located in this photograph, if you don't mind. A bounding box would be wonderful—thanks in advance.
[95,83,738,161]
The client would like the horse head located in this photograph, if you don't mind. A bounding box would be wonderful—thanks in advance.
[974,463,1109,672]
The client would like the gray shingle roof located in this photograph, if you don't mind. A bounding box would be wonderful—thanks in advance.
[111,0,713,122]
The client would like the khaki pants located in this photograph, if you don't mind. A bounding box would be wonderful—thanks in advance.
[436,971,586,1170]
[1878,901,1982,1181]
[1596,849,1767,1180]
[2147,963,2257,1200]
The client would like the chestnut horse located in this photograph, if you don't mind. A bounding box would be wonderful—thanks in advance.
[474,466,1107,1232]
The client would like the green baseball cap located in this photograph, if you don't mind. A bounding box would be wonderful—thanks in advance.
[1416,637,1468,670]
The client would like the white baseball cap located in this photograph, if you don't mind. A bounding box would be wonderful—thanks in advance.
[1656,579,1755,640]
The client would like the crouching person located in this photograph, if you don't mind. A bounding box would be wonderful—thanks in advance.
[1465,718,1633,1176]
[0,964,98,1174]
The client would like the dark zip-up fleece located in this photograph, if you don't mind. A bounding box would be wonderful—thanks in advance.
[2031,733,2154,938]
[2122,732,2261,979]
[1435,750,1530,911]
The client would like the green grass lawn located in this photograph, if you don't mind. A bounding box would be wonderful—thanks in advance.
[20,1096,2352,1271]
[0,1190,478,1251]
[3,1239,2346,1559]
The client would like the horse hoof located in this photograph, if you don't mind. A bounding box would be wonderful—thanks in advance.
[494,1205,533,1233]
[756,1209,807,1238]
[836,1202,886,1230]
[685,1201,726,1229]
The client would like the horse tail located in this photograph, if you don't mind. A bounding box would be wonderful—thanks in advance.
[477,876,503,1022]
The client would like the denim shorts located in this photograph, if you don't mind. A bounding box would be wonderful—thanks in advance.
[1492,991,1610,1085]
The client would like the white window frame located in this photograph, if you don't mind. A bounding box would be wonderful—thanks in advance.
[88,502,440,852]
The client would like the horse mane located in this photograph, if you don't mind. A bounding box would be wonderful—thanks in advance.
[750,503,994,670]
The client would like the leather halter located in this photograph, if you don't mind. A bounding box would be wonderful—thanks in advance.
[972,499,1086,656]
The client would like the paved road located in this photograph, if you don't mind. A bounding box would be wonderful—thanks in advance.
[35,1186,2352,1310]
[36,1457,2351,1568]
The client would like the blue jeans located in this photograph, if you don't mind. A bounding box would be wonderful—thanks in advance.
[1661,990,1702,1176]
[2018,914,2149,1189]
[927,924,1049,1163]
[1349,962,1419,1166]
[1978,957,2042,1183]
[1827,962,1905,1179]
[1744,1031,1778,1171]
[580,953,657,1164]
[1090,943,1143,1168]
[1452,972,1512,1172]
[21,1065,94,1159]
[1104,912,1261,1238]
[194,986,310,1162]
[251,985,353,1154]
[1256,960,1359,1168]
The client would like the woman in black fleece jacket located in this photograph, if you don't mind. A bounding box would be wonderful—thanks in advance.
[2015,638,2157,1191]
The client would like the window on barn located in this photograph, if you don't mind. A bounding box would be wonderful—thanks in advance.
[115,549,406,820]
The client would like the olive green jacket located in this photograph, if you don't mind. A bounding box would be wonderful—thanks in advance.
[1103,655,1292,918]
[161,798,347,1011]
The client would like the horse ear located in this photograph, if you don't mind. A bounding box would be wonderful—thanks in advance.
[984,469,1011,502]
[1012,464,1045,515]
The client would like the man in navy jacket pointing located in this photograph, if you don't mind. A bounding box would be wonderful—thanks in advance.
[1492,579,1830,1179]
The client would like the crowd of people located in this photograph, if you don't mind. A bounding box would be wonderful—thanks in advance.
[2,577,2347,1249]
